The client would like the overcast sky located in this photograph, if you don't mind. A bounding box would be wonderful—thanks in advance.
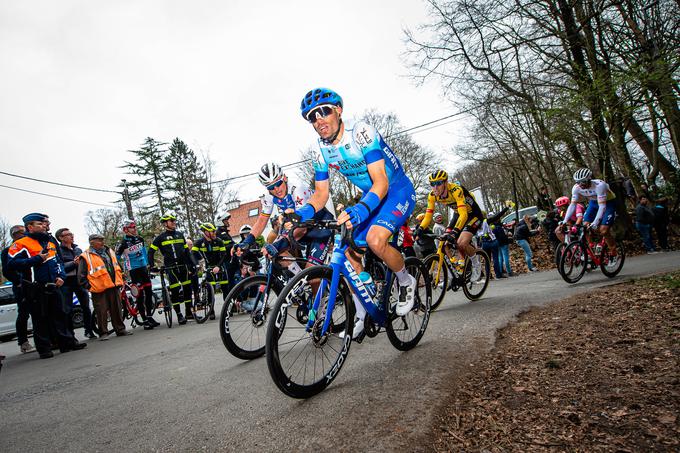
[0,0,470,244]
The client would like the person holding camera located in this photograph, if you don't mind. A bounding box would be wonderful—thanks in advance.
[7,213,87,359]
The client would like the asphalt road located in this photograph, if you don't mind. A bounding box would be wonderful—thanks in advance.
[1,251,678,452]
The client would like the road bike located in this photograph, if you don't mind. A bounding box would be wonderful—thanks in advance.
[191,269,216,324]
[219,219,334,360]
[119,280,161,328]
[149,265,193,328]
[558,224,625,283]
[265,220,431,398]
[421,233,490,310]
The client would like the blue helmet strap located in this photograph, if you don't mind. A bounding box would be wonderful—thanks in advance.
[321,117,343,145]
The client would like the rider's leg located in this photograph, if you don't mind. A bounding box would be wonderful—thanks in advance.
[456,231,476,259]
[344,248,367,322]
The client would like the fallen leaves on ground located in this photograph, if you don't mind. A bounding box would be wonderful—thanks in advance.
[432,271,680,452]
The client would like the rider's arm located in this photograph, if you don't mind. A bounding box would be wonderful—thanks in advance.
[563,185,579,222]
[452,187,469,232]
[147,235,161,266]
[420,193,436,230]
[592,181,609,226]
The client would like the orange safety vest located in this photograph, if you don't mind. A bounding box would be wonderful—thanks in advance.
[81,248,124,293]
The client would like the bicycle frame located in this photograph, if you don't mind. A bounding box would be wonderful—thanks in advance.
[304,232,394,337]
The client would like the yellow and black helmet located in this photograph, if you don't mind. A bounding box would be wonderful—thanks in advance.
[159,211,177,222]
[428,170,448,184]
[198,222,217,232]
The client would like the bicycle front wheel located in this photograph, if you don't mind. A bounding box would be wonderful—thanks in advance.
[559,241,587,283]
[162,288,173,328]
[462,250,490,300]
[220,275,277,360]
[422,254,448,311]
[554,243,566,274]
[194,280,215,324]
[600,241,625,278]
[386,257,431,351]
[266,265,353,399]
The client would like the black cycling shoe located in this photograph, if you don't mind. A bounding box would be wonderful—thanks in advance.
[147,317,161,327]
[177,313,187,325]
[143,321,154,330]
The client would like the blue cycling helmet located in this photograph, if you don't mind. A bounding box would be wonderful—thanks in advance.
[300,88,343,119]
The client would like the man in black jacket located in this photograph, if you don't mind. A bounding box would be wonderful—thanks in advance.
[514,215,541,272]
[635,196,657,253]
[55,228,95,338]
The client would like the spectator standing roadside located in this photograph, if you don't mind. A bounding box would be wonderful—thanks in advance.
[490,218,513,277]
[397,223,416,258]
[7,213,86,358]
[432,212,446,249]
[55,228,95,339]
[652,199,670,251]
[478,219,502,278]
[514,214,540,272]
[78,234,132,340]
[1,225,36,353]
[622,176,637,209]
[216,212,237,293]
[635,196,657,253]
[536,186,553,212]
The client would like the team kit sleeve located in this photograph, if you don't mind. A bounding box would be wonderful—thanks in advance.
[353,122,385,166]
[260,193,274,217]
[312,148,329,182]
[452,187,469,231]
[564,184,580,222]
[420,192,437,229]
[592,181,610,225]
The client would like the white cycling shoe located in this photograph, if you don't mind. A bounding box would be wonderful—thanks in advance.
[396,275,417,316]
[339,318,365,340]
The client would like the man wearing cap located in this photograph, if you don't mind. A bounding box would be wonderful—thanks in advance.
[77,234,132,340]
[1,224,36,354]
[216,212,237,293]
[7,213,86,358]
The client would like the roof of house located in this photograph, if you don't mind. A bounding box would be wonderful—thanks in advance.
[228,199,261,236]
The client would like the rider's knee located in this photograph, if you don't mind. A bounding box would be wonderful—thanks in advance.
[366,232,386,255]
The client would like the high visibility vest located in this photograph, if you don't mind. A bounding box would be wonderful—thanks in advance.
[82,248,124,293]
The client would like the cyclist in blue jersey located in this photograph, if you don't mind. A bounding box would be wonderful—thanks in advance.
[116,219,159,329]
[294,87,417,339]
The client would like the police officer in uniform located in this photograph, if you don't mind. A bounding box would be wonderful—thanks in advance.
[7,213,86,359]
[148,212,194,325]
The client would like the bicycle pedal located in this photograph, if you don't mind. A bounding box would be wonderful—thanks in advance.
[354,331,367,344]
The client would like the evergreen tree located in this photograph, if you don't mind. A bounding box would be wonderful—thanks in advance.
[123,137,171,218]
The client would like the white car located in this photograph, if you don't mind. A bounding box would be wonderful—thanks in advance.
[0,283,32,341]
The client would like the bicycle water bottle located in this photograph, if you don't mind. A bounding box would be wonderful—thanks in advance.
[359,271,376,297]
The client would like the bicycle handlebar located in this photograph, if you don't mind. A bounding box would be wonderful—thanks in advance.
[285,216,365,255]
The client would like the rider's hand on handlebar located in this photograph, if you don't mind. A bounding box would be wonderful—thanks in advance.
[149,266,160,273]
[336,210,354,229]
[212,266,220,274]
[262,243,279,258]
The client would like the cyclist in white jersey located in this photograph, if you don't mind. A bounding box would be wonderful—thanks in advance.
[564,168,618,254]
[237,163,334,269]
[293,87,418,339]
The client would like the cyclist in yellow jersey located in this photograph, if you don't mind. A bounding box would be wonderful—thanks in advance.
[415,170,485,267]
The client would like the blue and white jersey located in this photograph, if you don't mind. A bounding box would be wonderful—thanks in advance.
[260,180,313,217]
[312,119,408,192]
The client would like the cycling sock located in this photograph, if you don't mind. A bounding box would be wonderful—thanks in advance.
[394,267,411,286]
[288,262,302,275]
[352,293,366,321]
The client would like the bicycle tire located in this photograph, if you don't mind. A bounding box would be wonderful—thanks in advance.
[554,243,566,274]
[386,257,431,351]
[600,241,625,278]
[559,241,587,283]
[422,253,448,311]
[162,288,173,328]
[220,275,277,360]
[194,280,215,324]
[266,265,353,399]
[461,249,490,300]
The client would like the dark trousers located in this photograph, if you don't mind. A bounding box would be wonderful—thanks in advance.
[24,282,76,354]
[60,278,94,334]
[13,285,31,345]
[167,265,194,315]
[654,223,669,250]
[130,267,154,319]
[482,239,502,278]
[636,222,656,252]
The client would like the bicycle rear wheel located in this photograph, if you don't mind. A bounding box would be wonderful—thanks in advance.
[220,275,277,360]
[462,250,490,300]
[600,241,625,278]
[266,265,353,399]
[194,280,215,324]
[386,257,431,351]
[422,254,447,311]
[559,241,587,283]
